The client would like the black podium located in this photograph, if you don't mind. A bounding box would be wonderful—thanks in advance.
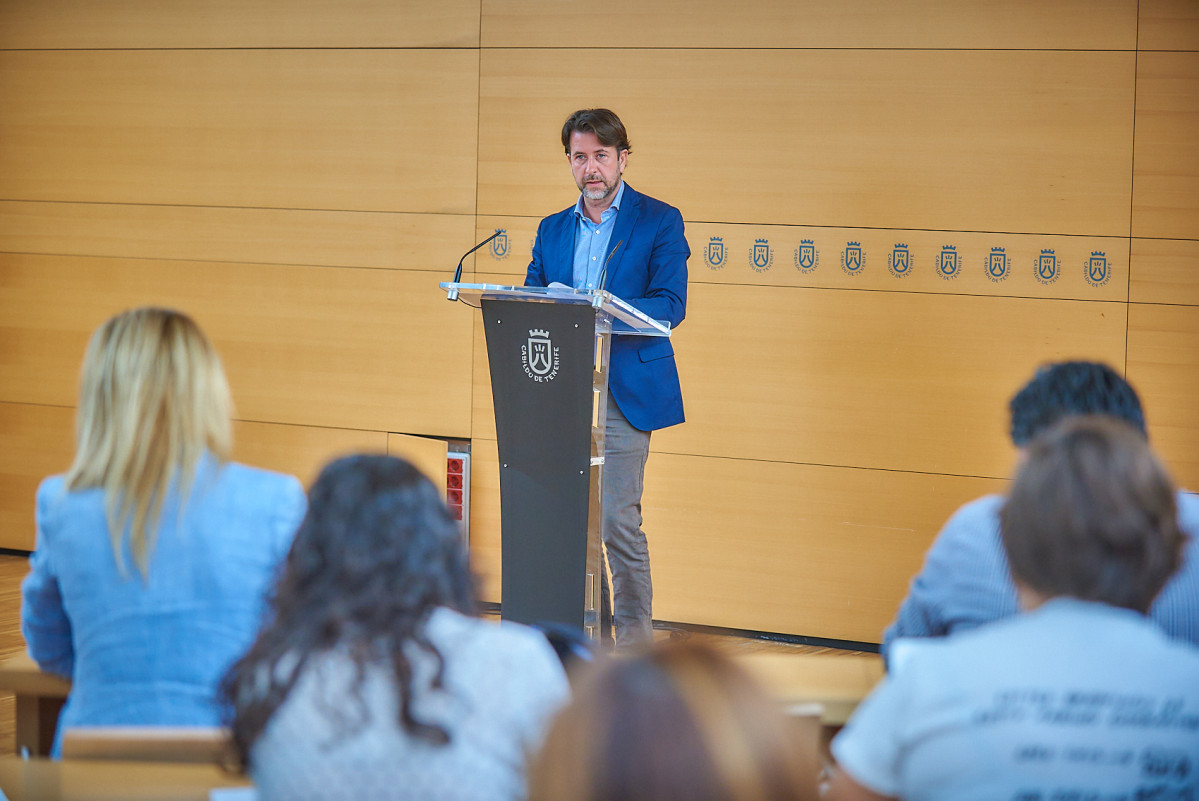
[442,282,671,640]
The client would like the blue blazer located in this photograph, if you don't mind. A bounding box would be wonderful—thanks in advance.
[525,183,689,432]
[22,455,306,754]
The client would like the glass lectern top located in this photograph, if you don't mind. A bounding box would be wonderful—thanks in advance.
[440,282,671,337]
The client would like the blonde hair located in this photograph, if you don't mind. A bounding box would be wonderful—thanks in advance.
[530,642,820,801]
[65,307,233,577]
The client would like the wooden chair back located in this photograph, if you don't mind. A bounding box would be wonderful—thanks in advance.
[60,726,231,765]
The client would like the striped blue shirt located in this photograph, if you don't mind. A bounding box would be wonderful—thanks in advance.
[882,490,1199,662]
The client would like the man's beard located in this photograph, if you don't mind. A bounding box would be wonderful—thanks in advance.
[580,175,617,201]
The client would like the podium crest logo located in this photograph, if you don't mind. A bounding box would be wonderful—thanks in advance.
[888,244,911,278]
[986,246,1009,282]
[841,242,864,276]
[749,238,773,272]
[1036,248,1058,285]
[937,245,960,280]
[522,328,560,382]
[705,236,726,270]
[794,239,818,274]
[490,229,509,260]
[1086,251,1110,287]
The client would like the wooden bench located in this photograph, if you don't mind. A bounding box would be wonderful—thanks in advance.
[60,726,230,765]
[0,654,71,757]
[735,651,884,726]
[0,755,251,801]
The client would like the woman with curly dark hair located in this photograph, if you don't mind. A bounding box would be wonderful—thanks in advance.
[222,454,569,801]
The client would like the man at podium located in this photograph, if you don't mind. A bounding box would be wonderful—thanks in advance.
[525,108,690,648]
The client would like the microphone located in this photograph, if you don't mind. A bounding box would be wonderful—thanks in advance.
[597,239,623,294]
[446,230,502,301]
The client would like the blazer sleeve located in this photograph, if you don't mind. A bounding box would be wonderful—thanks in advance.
[22,481,75,679]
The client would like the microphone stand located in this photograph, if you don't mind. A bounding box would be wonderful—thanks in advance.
[592,239,623,309]
[446,231,502,302]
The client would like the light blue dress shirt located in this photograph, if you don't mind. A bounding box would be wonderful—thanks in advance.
[572,180,626,291]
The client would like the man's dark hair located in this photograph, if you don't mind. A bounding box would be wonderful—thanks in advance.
[562,108,632,155]
[1008,361,1146,446]
[1001,416,1183,613]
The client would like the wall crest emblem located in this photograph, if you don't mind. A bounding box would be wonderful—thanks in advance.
[490,229,509,260]
[937,245,960,280]
[749,238,773,272]
[986,246,1009,282]
[842,241,864,275]
[705,236,725,270]
[794,239,818,274]
[1036,248,1058,285]
[888,244,912,278]
[1085,251,1110,287]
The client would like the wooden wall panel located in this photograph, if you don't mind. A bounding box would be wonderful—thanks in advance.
[478,49,1135,235]
[387,433,449,498]
[646,454,1007,642]
[482,0,1135,50]
[0,254,474,437]
[1130,238,1199,306]
[653,285,1128,478]
[233,421,387,489]
[1133,52,1199,240]
[0,403,73,551]
[0,50,479,214]
[0,202,477,274]
[1127,304,1199,491]
[1139,0,1199,50]
[0,0,481,49]
[0,0,1170,643]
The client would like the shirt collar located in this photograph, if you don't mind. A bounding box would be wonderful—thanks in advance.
[573,180,626,221]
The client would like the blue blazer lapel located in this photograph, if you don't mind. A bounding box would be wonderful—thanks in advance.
[604,184,641,289]
[547,210,576,285]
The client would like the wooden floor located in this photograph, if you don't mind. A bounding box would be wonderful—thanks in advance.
[0,553,863,757]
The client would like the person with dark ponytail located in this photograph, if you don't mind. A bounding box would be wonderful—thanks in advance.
[223,454,569,801]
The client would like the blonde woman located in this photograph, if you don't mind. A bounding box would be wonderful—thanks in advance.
[21,307,305,754]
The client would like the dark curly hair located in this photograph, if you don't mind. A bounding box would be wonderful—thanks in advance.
[1008,361,1146,447]
[221,454,476,771]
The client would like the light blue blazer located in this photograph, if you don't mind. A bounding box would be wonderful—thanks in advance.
[21,455,305,754]
[525,183,690,432]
